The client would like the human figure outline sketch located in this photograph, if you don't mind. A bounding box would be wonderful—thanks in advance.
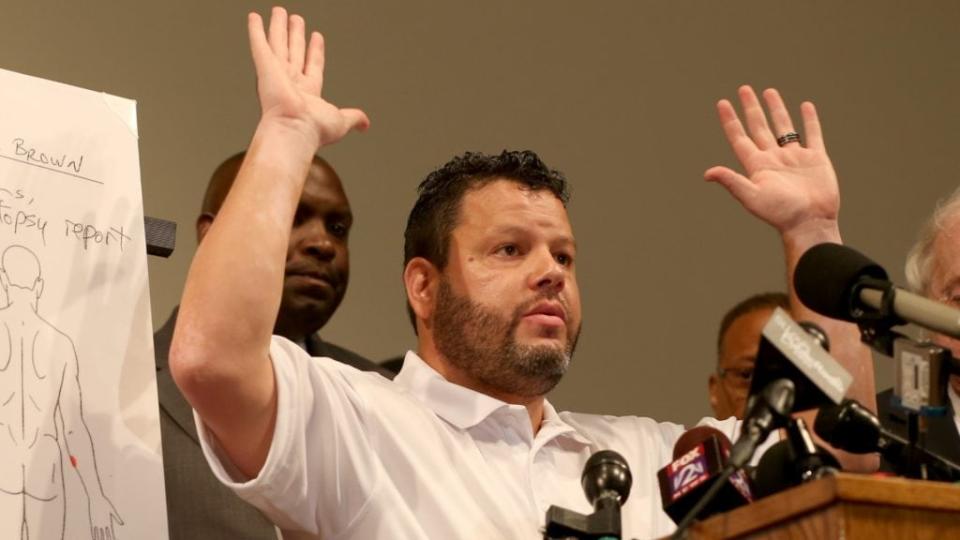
[0,244,122,539]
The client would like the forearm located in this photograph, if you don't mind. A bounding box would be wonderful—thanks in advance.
[781,220,878,471]
[781,219,876,407]
[171,122,317,473]
[60,407,106,498]
[174,122,315,372]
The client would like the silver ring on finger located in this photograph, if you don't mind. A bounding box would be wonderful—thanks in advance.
[776,131,801,147]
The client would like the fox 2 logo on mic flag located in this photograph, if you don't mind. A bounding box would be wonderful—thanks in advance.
[665,444,709,501]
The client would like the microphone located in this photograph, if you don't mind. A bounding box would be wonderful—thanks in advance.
[670,381,793,539]
[543,450,632,539]
[752,418,839,498]
[582,450,632,512]
[795,242,960,339]
[657,427,753,524]
[747,310,852,412]
[729,378,795,469]
[814,399,960,481]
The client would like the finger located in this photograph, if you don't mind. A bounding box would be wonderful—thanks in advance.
[704,166,757,204]
[341,108,371,133]
[716,99,759,165]
[304,31,326,94]
[800,101,825,151]
[288,14,306,74]
[761,88,798,144]
[267,6,289,59]
[738,85,777,150]
[247,13,272,72]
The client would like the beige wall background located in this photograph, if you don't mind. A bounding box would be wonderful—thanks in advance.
[3,1,957,426]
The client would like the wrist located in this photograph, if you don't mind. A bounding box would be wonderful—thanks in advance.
[252,116,323,156]
[781,218,841,255]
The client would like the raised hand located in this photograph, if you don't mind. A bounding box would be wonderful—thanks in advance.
[247,7,369,149]
[705,86,839,236]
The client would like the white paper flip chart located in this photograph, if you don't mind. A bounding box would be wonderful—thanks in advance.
[0,68,167,540]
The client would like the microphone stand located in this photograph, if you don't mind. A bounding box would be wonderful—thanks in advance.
[668,465,737,540]
[847,290,960,480]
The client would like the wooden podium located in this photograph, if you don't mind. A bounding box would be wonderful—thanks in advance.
[688,473,960,539]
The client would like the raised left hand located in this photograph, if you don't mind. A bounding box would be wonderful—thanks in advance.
[705,85,839,237]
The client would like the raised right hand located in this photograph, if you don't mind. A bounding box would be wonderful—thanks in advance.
[247,7,369,150]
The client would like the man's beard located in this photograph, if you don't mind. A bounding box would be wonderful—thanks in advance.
[432,278,579,398]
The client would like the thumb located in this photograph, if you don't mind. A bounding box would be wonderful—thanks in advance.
[704,166,755,205]
[341,108,370,133]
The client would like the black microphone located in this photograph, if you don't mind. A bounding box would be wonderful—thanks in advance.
[795,242,960,339]
[814,399,960,481]
[543,450,632,539]
[657,427,753,524]
[582,450,632,512]
[729,378,795,469]
[752,417,839,498]
[748,311,852,412]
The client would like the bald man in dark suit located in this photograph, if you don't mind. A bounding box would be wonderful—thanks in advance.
[156,152,393,539]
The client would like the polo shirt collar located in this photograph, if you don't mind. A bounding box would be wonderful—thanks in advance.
[394,351,592,447]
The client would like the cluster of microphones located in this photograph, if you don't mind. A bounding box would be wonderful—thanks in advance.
[543,243,960,540]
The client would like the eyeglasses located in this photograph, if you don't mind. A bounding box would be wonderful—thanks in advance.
[717,367,753,388]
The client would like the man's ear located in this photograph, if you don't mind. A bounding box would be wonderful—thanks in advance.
[404,257,439,329]
[196,213,215,243]
[707,373,719,409]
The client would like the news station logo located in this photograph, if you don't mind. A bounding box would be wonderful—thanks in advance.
[667,444,709,501]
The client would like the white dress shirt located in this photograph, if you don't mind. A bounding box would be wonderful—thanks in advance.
[197,336,767,540]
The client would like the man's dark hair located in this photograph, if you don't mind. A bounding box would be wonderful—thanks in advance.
[716,292,790,354]
[403,150,570,330]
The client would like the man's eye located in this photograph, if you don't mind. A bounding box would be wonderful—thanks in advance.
[330,222,348,238]
[555,253,573,266]
[497,245,519,256]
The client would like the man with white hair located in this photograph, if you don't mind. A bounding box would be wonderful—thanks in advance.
[876,187,960,465]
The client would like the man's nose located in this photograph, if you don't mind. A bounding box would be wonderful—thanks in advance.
[530,248,565,292]
[296,221,336,260]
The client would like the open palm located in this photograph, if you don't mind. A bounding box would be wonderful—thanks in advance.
[706,86,839,235]
[247,7,368,149]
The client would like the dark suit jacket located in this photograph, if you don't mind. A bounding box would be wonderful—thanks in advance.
[876,387,960,474]
[156,309,393,539]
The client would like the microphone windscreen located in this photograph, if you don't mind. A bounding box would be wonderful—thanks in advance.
[752,440,793,498]
[752,440,840,498]
[813,399,882,453]
[581,450,632,507]
[673,426,731,460]
[812,402,844,444]
[794,243,888,321]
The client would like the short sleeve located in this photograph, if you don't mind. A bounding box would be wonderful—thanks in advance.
[195,336,384,537]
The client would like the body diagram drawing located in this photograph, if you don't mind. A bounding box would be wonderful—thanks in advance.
[0,245,122,539]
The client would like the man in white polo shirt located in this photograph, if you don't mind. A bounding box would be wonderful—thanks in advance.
[170,7,877,539]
